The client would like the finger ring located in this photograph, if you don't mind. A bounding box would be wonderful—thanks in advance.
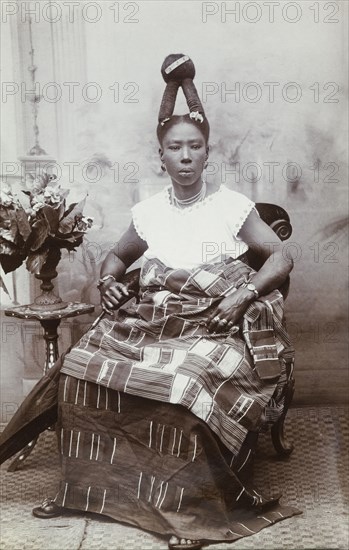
[220,319,228,325]
[213,316,221,323]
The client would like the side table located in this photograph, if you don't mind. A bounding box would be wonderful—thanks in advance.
[4,301,95,471]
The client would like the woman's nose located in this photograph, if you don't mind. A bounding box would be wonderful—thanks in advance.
[181,147,192,162]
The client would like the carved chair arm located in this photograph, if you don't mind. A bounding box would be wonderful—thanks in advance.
[255,203,293,241]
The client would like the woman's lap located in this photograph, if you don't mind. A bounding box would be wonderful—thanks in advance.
[54,374,300,542]
[0,258,298,541]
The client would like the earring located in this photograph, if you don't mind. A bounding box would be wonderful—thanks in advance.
[161,163,166,172]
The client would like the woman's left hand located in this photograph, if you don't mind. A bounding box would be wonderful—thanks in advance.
[206,288,254,333]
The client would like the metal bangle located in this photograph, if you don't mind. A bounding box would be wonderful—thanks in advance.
[97,274,116,289]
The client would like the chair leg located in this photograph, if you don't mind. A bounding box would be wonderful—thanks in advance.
[271,377,295,456]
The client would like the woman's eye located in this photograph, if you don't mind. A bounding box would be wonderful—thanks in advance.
[169,145,180,150]
[192,144,202,150]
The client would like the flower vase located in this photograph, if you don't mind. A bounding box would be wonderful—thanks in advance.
[29,248,68,311]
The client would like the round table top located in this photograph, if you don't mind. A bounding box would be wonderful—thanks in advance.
[4,302,95,321]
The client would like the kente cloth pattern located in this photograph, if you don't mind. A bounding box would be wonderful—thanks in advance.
[61,258,294,457]
[54,375,301,542]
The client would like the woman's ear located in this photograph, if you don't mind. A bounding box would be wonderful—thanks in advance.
[159,147,164,161]
[204,146,209,170]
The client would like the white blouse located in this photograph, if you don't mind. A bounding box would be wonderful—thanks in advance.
[131,185,255,270]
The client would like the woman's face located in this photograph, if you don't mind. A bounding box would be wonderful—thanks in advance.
[160,122,208,188]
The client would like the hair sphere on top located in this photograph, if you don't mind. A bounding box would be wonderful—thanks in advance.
[161,54,196,83]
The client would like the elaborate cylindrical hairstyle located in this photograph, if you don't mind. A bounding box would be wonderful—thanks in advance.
[158,54,207,129]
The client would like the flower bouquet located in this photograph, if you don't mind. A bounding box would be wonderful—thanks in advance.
[0,172,93,309]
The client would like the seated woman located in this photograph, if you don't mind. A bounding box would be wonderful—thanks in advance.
[0,55,300,550]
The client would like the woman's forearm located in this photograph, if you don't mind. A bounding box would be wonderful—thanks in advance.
[100,251,127,282]
[98,223,148,312]
[250,251,293,297]
[207,251,292,331]
[99,221,148,285]
[99,251,129,312]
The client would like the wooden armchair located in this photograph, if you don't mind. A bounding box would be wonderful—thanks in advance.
[121,203,295,464]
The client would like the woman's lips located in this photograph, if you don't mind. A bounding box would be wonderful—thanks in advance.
[179,169,194,174]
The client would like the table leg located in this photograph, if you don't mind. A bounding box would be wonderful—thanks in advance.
[40,319,61,375]
[41,319,60,432]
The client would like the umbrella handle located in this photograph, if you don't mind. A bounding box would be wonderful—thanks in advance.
[88,289,136,331]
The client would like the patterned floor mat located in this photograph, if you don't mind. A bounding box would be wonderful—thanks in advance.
[1,406,348,550]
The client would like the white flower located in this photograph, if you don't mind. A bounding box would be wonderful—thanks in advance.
[83,216,94,228]
[189,111,204,123]
[32,201,45,212]
[32,193,45,204]
[76,216,94,231]
[31,193,46,211]
[0,185,15,207]
[44,185,61,205]
[31,176,46,193]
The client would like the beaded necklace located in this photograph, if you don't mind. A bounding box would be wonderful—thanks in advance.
[172,181,206,209]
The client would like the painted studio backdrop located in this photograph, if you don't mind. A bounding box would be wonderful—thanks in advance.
[1,1,348,416]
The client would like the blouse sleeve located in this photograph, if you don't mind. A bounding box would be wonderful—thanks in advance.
[225,190,255,238]
[131,190,165,243]
[131,201,148,241]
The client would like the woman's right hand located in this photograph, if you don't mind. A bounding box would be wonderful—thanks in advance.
[99,280,130,314]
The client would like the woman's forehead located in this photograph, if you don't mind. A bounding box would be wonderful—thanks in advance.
[163,122,205,143]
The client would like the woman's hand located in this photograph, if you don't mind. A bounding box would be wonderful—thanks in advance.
[100,280,130,314]
[206,288,254,333]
